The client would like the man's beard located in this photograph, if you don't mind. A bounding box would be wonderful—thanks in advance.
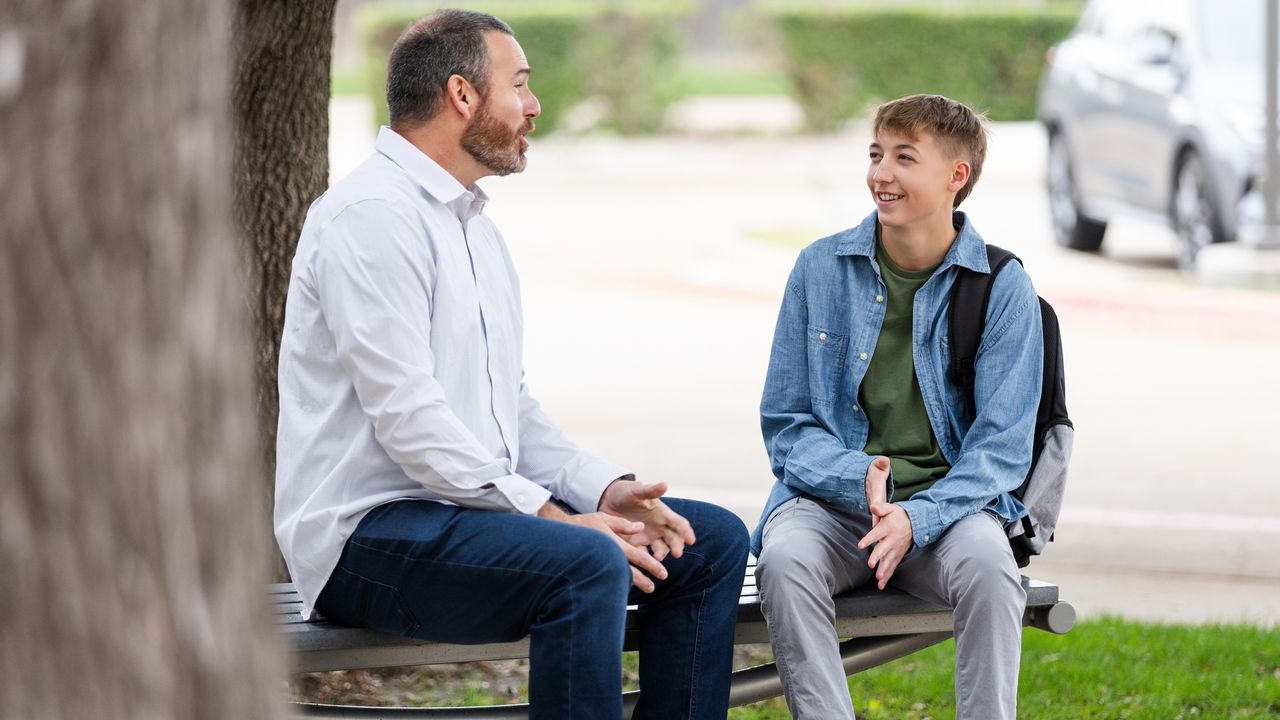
[461,99,533,176]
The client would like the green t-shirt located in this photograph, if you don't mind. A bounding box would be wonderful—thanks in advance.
[860,231,952,503]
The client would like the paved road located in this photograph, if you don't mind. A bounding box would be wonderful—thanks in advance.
[331,101,1280,625]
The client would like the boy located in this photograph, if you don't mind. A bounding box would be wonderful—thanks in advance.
[752,94,1043,720]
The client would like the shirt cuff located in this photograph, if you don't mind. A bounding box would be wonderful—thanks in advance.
[489,475,553,515]
[844,454,891,511]
[561,457,634,515]
[897,499,942,548]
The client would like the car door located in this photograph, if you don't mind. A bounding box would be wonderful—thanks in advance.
[1069,0,1160,207]
[1103,0,1191,212]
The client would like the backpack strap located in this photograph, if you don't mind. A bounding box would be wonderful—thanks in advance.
[948,244,1020,412]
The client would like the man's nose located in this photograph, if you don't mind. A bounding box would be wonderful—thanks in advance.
[525,91,540,119]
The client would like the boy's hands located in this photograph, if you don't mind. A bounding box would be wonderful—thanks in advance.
[864,456,891,527]
[858,503,914,590]
[861,455,912,589]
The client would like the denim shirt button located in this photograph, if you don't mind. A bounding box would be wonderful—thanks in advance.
[859,351,868,361]
[852,405,860,413]
[818,332,828,342]
[875,294,884,303]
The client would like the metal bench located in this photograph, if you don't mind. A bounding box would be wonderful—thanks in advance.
[279,558,1076,718]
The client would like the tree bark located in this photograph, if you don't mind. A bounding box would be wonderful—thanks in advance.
[232,1,335,543]
[0,2,284,717]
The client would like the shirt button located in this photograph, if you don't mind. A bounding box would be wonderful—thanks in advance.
[516,494,526,504]
[859,352,869,361]
[876,295,884,303]
[818,332,828,342]
[852,405,860,413]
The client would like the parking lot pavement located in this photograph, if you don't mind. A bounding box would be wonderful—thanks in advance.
[331,100,1280,625]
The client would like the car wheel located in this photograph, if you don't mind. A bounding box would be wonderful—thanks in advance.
[1172,151,1227,271]
[1047,130,1107,252]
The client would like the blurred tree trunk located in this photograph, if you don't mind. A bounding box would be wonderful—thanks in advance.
[232,0,336,581]
[0,1,284,718]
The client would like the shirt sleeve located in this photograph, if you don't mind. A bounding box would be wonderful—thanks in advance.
[897,262,1043,547]
[760,255,894,511]
[310,199,550,515]
[513,378,633,514]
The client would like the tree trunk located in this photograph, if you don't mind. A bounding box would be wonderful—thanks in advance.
[0,2,284,718]
[233,3,335,566]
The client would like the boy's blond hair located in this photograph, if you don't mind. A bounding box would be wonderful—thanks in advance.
[873,94,988,208]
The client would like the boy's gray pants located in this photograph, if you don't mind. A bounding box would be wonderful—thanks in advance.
[755,497,1025,720]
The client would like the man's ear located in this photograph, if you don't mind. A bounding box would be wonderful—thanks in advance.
[445,74,478,120]
[948,160,972,194]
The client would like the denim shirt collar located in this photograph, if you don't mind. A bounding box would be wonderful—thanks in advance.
[834,211,990,275]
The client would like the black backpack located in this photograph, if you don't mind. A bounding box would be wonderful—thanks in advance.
[949,245,1073,568]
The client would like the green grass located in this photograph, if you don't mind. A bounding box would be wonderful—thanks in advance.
[296,618,1280,718]
[732,619,1280,719]
[673,65,791,98]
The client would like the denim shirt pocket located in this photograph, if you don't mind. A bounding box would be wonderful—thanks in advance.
[807,325,847,406]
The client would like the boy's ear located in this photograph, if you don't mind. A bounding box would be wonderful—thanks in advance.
[948,160,972,194]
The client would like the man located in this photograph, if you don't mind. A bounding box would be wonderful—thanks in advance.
[274,10,748,720]
[752,95,1042,719]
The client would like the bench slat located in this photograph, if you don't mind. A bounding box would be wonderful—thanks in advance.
[276,560,1067,674]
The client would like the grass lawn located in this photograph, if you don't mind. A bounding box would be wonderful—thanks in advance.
[295,617,1280,719]
[673,65,791,98]
[731,618,1280,719]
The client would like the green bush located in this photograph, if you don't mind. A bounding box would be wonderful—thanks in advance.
[579,10,684,134]
[768,8,1079,131]
[356,2,691,135]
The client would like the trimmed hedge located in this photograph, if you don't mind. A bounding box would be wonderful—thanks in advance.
[769,8,1079,131]
[356,2,691,135]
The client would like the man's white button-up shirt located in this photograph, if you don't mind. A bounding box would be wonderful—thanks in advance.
[275,127,630,619]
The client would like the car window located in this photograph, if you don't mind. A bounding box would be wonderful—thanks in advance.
[1195,0,1263,69]
[1093,0,1158,42]
[1078,0,1188,64]
[1074,0,1105,36]
[1111,0,1192,38]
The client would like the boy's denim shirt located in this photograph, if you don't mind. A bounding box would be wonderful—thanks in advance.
[751,211,1044,557]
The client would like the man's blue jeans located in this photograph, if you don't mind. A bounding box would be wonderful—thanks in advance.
[315,497,749,720]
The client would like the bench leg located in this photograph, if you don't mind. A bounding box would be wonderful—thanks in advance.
[723,631,954,709]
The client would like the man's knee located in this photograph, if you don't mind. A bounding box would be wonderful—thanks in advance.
[586,530,633,587]
[546,527,631,604]
[692,502,750,573]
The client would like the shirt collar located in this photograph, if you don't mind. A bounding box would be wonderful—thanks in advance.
[834,210,990,273]
[375,126,490,221]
